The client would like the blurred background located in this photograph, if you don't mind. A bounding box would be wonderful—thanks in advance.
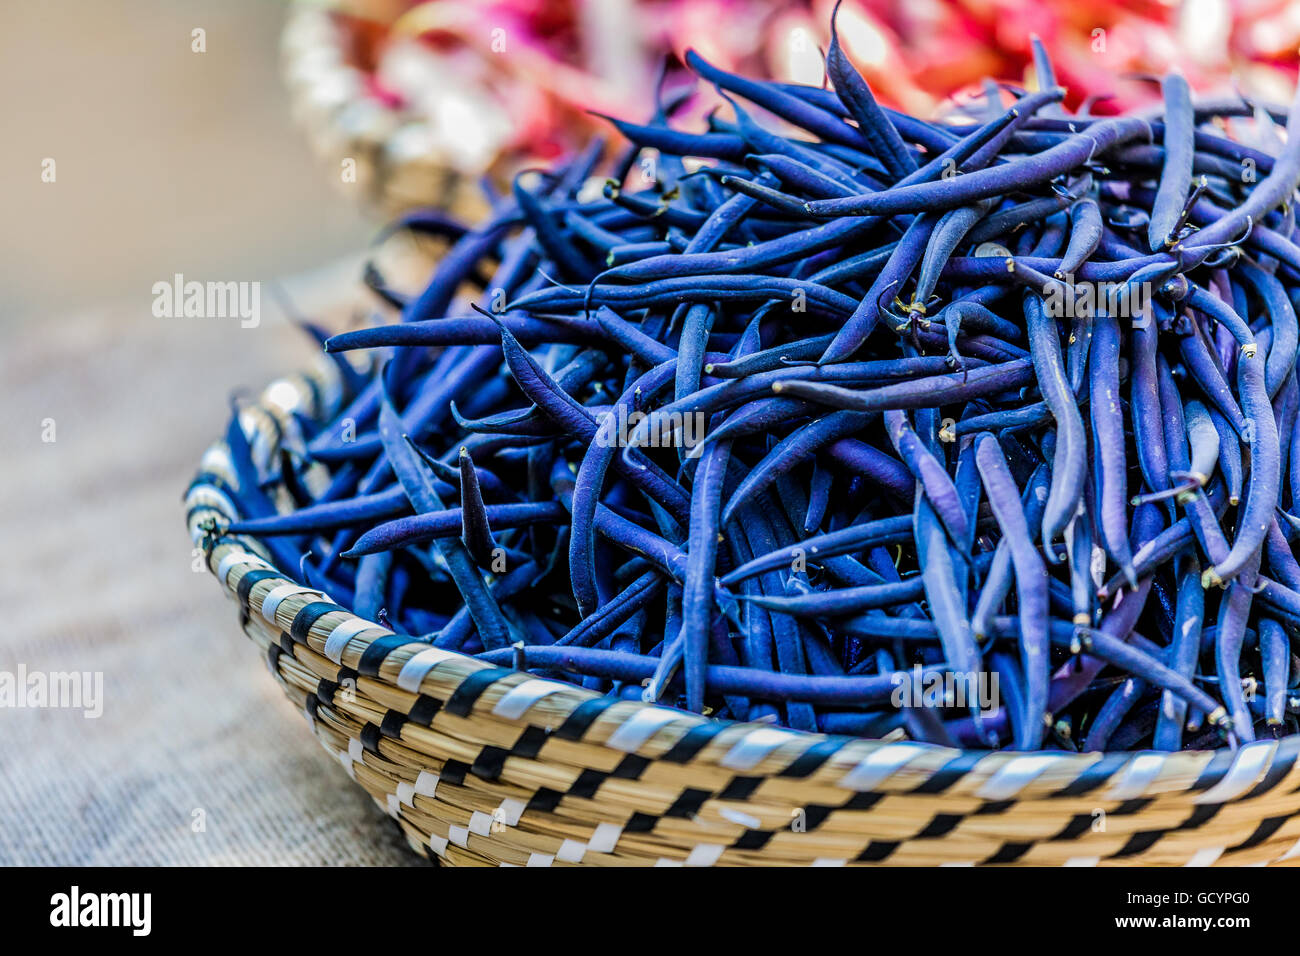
[7,0,1299,324]
[2,0,1298,865]
[0,0,371,326]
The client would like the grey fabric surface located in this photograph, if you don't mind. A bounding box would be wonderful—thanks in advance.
[0,265,422,865]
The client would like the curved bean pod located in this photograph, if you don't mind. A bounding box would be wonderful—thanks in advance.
[975,433,1050,747]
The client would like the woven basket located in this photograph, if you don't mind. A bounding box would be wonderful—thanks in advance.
[186,358,1300,867]
[280,1,489,217]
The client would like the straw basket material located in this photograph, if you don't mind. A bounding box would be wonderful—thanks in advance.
[187,358,1300,867]
[280,1,488,217]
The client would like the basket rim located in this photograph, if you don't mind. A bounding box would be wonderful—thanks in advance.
[185,355,1300,815]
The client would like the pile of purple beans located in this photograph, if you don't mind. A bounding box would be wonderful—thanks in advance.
[217,23,1300,753]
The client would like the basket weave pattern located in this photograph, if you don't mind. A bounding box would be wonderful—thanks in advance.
[186,361,1300,866]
